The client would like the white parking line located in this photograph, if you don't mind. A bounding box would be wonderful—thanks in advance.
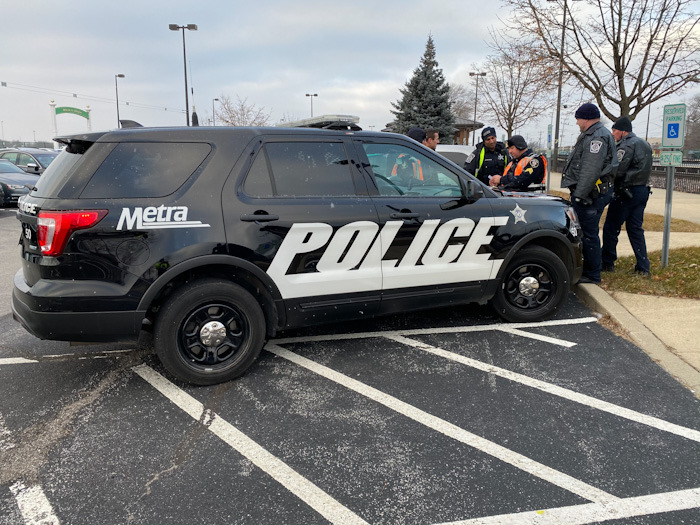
[435,487,700,525]
[9,482,60,525]
[132,364,369,525]
[0,358,37,365]
[0,349,135,367]
[496,327,576,347]
[386,335,700,443]
[271,317,597,345]
[266,343,618,505]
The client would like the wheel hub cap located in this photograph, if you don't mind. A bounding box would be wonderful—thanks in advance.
[200,321,226,346]
[518,276,540,296]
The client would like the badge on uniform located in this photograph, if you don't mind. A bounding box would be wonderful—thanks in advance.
[466,153,475,162]
[530,158,539,168]
[590,140,603,154]
[617,149,626,162]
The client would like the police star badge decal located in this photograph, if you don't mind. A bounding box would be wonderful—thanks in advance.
[510,204,527,224]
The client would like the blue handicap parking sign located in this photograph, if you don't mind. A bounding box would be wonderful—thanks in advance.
[668,123,679,138]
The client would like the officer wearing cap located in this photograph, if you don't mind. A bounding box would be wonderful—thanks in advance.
[407,127,440,150]
[602,116,653,277]
[489,135,546,190]
[464,126,509,185]
[561,103,618,284]
[407,127,427,144]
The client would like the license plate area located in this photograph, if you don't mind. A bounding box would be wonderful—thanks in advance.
[19,213,39,251]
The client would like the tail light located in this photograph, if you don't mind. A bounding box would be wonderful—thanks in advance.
[37,210,108,256]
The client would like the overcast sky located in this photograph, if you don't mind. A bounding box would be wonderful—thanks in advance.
[0,0,690,146]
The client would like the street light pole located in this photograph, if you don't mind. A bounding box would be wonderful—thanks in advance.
[212,98,219,126]
[552,0,569,173]
[469,72,486,146]
[169,23,198,126]
[114,74,125,128]
[305,93,318,117]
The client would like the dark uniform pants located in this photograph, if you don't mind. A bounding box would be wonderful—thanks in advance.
[573,192,613,282]
[602,185,651,274]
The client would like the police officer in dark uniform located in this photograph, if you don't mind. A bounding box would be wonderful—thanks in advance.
[561,103,618,284]
[602,116,653,276]
[489,135,546,190]
[464,127,509,185]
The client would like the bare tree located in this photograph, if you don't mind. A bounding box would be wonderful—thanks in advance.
[216,94,271,126]
[479,36,557,137]
[506,0,700,121]
[685,93,700,152]
[448,83,474,119]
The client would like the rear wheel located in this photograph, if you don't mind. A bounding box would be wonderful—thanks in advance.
[154,279,266,385]
[491,246,569,322]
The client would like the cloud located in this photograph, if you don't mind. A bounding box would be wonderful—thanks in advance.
[1,0,500,142]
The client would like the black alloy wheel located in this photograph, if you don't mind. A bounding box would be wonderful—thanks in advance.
[155,279,266,385]
[491,246,569,322]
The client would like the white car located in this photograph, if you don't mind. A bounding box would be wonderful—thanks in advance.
[436,144,475,167]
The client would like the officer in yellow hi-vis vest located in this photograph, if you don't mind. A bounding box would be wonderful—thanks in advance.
[463,127,509,185]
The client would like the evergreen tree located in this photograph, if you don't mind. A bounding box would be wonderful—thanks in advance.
[391,35,455,143]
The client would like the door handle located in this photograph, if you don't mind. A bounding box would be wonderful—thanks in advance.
[389,212,420,219]
[240,213,279,222]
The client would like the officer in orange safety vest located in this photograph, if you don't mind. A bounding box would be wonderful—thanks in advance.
[391,127,440,183]
[489,135,546,191]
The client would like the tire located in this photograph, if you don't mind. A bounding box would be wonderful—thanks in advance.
[491,246,569,323]
[154,279,266,385]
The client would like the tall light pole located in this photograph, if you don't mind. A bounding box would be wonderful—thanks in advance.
[306,93,318,117]
[114,74,125,128]
[551,0,569,173]
[212,98,219,126]
[169,23,198,126]
[469,72,486,145]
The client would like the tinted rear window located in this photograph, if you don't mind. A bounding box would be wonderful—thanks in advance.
[243,141,355,197]
[32,150,87,197]
[80,142,211,198]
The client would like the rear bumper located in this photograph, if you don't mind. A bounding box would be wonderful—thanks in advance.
[12,270,146,342]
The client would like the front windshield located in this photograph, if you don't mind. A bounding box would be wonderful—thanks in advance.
[34,154,58,167]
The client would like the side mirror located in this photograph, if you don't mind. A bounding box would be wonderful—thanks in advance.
[26,163,39,172]
[463,177,484,202]
[440,176,484,210]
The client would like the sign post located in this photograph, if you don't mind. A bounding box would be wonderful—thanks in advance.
[659,104,686,268]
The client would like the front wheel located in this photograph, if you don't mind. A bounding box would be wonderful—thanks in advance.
[154,279,266,385]
[491,246,569,322]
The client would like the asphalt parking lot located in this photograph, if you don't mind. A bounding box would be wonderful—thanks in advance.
[1,208,699,525]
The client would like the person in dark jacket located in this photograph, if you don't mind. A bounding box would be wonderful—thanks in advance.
[561,103,618,284]
[464,127,509,185]
[602,116,653,276]
[489,135,546,190]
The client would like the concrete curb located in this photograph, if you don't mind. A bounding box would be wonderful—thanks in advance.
[574,284,700,398]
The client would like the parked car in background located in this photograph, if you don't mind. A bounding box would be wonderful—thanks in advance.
[0,159,38,206]
[436,144,475,167]
[0,147,59,174]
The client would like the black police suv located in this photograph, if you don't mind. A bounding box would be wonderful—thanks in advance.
[13,127,582,385]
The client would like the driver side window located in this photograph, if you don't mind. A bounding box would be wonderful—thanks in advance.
[362,143,460,197]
